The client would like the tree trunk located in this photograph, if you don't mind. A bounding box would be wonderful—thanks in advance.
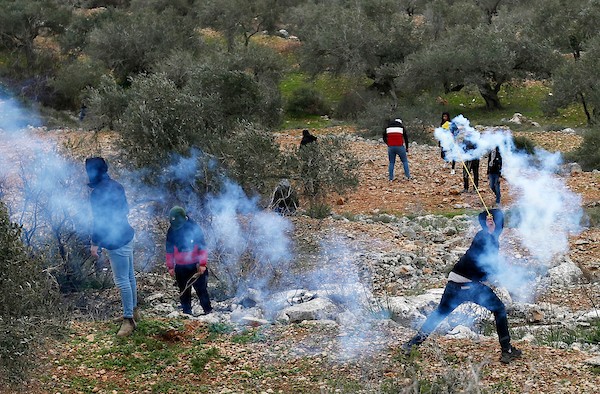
[478,82,502,110]
[579,92,593,125]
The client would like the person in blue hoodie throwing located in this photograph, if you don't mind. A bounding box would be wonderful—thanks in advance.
[402,209,522,364]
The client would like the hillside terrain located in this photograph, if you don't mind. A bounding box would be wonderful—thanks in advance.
[2,125,600,394]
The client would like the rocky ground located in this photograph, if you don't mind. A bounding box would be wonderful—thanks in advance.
[3,125,600,393]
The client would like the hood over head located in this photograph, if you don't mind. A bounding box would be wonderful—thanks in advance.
[85,157,108,187]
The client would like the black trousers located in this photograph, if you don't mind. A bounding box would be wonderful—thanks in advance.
[463,159,480,190]
[418,281,511,349]
[175,264,212,314]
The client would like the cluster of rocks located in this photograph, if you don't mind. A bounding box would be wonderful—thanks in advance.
[133,212,600,356]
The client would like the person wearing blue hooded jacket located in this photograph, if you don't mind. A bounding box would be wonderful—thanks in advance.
[86,157,138,337]
[402,209,522,364]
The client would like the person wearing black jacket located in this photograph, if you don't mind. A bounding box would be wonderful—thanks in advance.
[300,129,317,146]
[165,206,212,316]
[402,209,522,364]
[462,136,480,193]
[488,147,503,206]
[86,157,138,337]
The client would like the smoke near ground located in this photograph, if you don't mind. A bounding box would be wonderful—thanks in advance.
[435,115,583,300]
[0,91,295,298]
[1,93,587,361]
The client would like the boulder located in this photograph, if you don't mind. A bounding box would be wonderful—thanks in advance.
[277,297,338,323]
[546,260,583,286]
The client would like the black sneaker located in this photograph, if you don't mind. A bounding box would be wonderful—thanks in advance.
[402,334,425,355]
[500,345,522,364]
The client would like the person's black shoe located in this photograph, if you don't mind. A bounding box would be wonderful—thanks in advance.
[500,345,522,364]
[402,334,426,355]
[181,305,193,315]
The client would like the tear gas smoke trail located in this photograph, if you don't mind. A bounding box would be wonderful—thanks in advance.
[1,92,295,296]
[302,234,388,361]
[204,179,294,296]
[0,96,90,242]
[0,87,40,131]
[435,115,583,300]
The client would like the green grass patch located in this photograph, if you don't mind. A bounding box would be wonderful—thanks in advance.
[66,320,188,378]
[65,376,101,392]
[207,322,234,341]
[190,346,220,373]
[440,81,587,128]
[535,321,600,347]
[282,114,334,130]
[149,380,206,393]
[280,72,367,104]
[279,72,367,129]
[231,328,267,344]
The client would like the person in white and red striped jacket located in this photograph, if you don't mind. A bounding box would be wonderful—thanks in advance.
[382,117,411,181]
[166,206,212,315]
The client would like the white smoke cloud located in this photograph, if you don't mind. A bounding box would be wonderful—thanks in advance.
[0,91,295,297]
[435,115,583,298]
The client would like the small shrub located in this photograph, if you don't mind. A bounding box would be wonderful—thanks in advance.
[84,75,129,130]
[334,89,376,120]
[565,127,600,171]
[305,202,332,219]
[512,135,536,155]
[286,87,331,117]
[584,206,600,228]
[49,58,105,110]
[291,135,359,206]
[0,202,65,385]
[231,328,266,344]
[208,322,234,336]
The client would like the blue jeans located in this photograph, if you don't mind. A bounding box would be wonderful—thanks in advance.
[489,173,501,204]
[388,145,410,180]
[107,241,137,318]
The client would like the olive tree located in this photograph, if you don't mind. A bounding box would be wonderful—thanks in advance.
[86,7,199,83]
[287,0,420,98]
[197,0,285,50]
[532,0,600,124]
[543,35,600,125]
[0,0,70,68]
[399,3,556,109]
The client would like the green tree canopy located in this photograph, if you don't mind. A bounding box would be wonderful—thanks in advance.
[0,0,70,67]
[399,2,556,109]
[86,7,200,84]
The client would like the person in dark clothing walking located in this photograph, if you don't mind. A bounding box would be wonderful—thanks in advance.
[402,209,522,364]
[462,135,480,193]
[300,129,317,146]
[383,117,410,181]
[439,112,456,174]
[488,147,503,206]
[165,206,212,316]
[86,157,138,337]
